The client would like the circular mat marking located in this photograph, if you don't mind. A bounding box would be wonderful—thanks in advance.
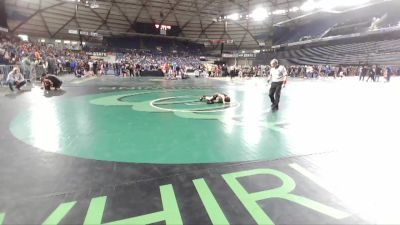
[150,96,240,113]
[10,88,289,164]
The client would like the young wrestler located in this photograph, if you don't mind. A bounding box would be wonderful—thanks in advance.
[41,73,63,91]
[200,93,231,104]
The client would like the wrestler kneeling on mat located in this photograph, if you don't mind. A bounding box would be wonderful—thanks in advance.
[41,74,63,91]
[200,93,231,104]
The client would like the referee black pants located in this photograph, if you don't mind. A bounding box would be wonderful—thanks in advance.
[269,81,284,110]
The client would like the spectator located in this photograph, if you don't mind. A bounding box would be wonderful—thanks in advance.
[6,67,26,91]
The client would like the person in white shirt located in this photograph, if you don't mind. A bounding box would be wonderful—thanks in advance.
[6,67,26,91]
[267,59,287,111]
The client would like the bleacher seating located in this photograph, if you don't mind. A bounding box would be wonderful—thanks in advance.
[104,37,141,50]
[259,38,400,65]
[273,1,400,45]
[274,19,335,44]
[106,36,206,55]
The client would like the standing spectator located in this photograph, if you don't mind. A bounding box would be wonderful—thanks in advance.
[385,66,392,82]
[135,64,141,77]
[21,56,31,82]
[375,65,382,82]
[359,66,367,81]
[306,65,313,79]
[93,61,98,75]
[366,66,375,82]
[70,58,77,76]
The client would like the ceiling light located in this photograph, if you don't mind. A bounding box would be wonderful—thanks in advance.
[227,13,240,21]
[300,0,317,11]
[90,0,99,9]
[272,9,287,15]
[250,8,268,21]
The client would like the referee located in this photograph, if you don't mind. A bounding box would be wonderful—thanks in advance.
[267,59,287,111]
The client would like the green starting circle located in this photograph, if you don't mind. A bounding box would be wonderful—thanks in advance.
[10,88,291,164]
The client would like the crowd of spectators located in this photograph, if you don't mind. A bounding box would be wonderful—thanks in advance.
[1,33,208,80]
[112,49,205,78]
[2,32,399,84]
[1,33,91,80]
[222,64,398,83]
[286,65,399,81]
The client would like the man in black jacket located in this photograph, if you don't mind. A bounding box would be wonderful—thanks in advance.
[359,66,367,81]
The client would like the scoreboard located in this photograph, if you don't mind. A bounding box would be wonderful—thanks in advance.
[132,22,181,36]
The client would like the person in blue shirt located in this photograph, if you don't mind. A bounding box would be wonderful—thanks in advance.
[70,59,78,76]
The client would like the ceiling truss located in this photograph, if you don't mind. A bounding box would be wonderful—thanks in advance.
[5,0,306,49]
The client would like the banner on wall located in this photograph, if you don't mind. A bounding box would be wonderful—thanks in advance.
[88,52,116,63]
[87,52,107,57]
[222,53,256,58]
